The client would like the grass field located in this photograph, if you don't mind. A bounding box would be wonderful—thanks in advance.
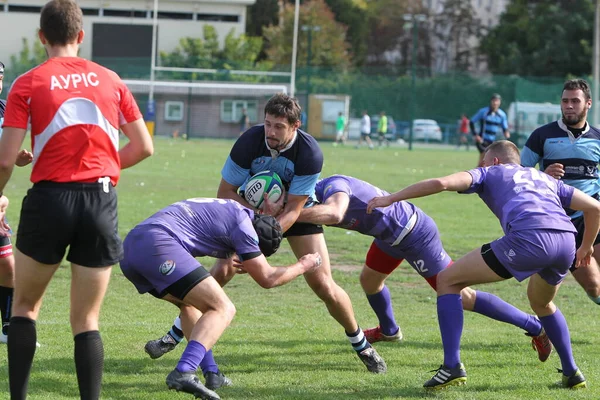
[0,138,598,400]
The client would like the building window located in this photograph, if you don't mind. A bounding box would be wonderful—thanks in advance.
[197,14,239,23]
[221,100,258,123]
[81,8,99,16]
[156,11,194,20]
[103,9,148,18]
[165,101,184,121]
[8,5,42,13]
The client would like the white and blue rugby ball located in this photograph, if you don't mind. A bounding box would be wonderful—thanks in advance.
[244,171,284,209]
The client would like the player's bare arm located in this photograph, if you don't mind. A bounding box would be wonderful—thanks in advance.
[119,118,154,168]
[277,193,308,232]
[217,178,256,209]
[570,188,600,267]
[297,192,350,225]
[209,257,239,287]
[0,127,27,191]
[239,252,321,289]
[367,171,473,214]
[504,130,511,139]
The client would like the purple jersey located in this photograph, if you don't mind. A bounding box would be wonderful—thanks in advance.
[462,164,576,234]
[315,175,417,245]
[137,198,261,258]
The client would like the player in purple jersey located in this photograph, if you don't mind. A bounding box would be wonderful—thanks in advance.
[297,174,551,361]
[120,198,322,399]
[368,141,600,390]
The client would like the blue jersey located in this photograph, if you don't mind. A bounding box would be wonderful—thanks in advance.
[222,125,323,202]
[137,198,262,259]
[315,175,417,245]
[461,164,576,235]
[521,120,600,218]
[470,106,508,142]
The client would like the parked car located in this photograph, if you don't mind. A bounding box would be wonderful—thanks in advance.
[401,119,442,142]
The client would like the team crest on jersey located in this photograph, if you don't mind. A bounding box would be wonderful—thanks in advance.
[159,260,176,276]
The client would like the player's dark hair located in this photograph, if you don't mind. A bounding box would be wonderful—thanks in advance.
[264,93,302,126]
[563,79,591,101]
[40,0,83,46]
[252,214,283,257]
[490,93,501,101]
[485,140,520,164]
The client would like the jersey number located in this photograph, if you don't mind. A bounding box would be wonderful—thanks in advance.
[411,259,428,274]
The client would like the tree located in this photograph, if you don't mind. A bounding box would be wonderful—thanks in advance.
[364,0,431,73]
[323,0,370,66]
[480,0,594,77]
[431,0,483,73]
[263,0,351,69]
[8,36,47,82]
[159,25,272,81]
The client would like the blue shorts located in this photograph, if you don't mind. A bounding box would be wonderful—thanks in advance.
[488,229,575,286]
[120,225,211,299]
[372,208,452,279]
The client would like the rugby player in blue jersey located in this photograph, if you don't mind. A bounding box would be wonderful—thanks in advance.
[121,198,322,399]
[296,174,552,362]
[470,93,510,167]
[368,141,598,390]
[521,79,600,307]
[145,93,387,375]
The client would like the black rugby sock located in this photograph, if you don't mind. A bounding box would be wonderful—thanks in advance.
[0,285,13,334]
[74,330,104,400]
[8,316,37,400]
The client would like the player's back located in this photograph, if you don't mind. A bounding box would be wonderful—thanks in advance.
[138,198,257,258]
[6,58,138,184]
[465,164,576,234]
[316,175,416,243]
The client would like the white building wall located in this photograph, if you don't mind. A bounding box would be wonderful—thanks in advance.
[0,0,254,62]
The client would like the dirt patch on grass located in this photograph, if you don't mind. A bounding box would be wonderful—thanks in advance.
[331,264,363,272]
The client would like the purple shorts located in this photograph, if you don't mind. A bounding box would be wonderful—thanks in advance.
[489,229,576,286]
[120,225,211,299]
[374,208,452,279]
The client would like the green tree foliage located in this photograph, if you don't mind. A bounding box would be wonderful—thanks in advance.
[365,0,431,71]
[159,25,272,81]
[321,0,369,66]
[480,0,594,77]
[263,0,351,69]
[7,37,47,82]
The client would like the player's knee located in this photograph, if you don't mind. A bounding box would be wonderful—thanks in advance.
[359,269,384,294]
[586,286,600,301]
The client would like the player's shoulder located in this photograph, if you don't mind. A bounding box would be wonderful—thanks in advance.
[498,108,508,118]
[236,125,266,147]
[585,124,600,140]
[296,129,322,152]
[530,121,563,139]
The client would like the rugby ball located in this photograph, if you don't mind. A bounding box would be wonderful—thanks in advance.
[244,171,284,209]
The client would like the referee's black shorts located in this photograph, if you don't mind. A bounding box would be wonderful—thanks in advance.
[16,180,123,267]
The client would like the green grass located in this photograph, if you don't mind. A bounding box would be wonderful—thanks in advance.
[0,138,598,399]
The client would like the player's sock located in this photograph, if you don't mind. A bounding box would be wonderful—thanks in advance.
[0,285,13,334]
[199,349,218,375]
[539,308,577,376]
[472,291,542,335]
[366,285,399,336]
[587,293,600,305]
[437,294,463,368]
[74,330,104,400]
[8,317,37,398]
[346,327,371,352]
[176,340,207,373]
[169,316,184,344]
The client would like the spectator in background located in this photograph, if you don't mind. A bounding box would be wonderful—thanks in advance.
[377,111,390,148]
[239,107,250,135]
[356,110,374,149]
[333,111,347,146]
[470,93,510,166]
[456,114,470,151]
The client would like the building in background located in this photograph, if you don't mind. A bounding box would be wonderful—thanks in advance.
[0,0,255,76]
[425,0,509,74]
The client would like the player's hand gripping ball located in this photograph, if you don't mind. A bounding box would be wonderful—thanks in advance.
[244,171,284,209]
